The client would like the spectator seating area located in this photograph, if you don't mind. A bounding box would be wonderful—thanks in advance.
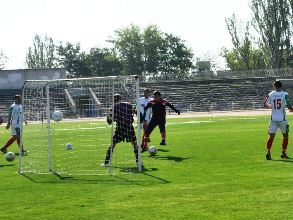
[0,77,283,120]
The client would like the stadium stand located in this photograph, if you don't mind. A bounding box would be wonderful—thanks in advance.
[0,89,22,120]
[0,75,289,119]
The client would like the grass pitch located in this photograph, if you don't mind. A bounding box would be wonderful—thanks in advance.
[1,115,293,219]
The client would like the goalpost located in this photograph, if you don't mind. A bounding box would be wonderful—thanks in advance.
[20,75,141,175]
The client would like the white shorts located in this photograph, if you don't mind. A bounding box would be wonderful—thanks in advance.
[268,120,289,134]
[11,125,21,136]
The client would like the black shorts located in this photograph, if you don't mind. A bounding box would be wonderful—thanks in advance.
[113,125,136,143]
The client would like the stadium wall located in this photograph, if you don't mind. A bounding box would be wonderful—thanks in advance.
[0,68,66,90]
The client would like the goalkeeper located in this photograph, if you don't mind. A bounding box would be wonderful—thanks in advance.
[101,94,139,167]
[141,91,180,152]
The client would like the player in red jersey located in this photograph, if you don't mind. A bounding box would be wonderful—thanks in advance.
[141,91,180,152]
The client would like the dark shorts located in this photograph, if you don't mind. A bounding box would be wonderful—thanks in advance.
[113,125,136,143]
[145,118,166,135]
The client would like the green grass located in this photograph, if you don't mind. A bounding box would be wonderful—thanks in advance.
[1,115,293,219]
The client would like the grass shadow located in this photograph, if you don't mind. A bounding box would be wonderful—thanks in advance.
[157,148,169,152]
[20,166,166,186]
[154,156,193,162]
[272,159,293,163]
[0,164,15,167]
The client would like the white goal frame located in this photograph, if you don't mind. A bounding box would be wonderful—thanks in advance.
[19,75,142,175]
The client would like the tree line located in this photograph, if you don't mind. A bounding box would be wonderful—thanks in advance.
[25,25,194,78]
[223,0,293,70]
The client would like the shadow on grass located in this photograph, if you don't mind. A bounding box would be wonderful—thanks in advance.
[272,159,293,163]
[157,148,169,152]
[0,164,15,168]
[153,155,192,162]
[21,166,169,186]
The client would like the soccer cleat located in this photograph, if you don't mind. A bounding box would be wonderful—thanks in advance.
[101,163,110,167]
[141,146,149,153]
[20,149,29,156]
[281,153,290,159]
[266,153,272,160]
[0,148,7,154]
[160,140,166,146]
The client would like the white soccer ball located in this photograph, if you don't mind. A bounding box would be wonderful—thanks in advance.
[65,143,73,150]
[5,152,15,162]
[52,110,63,122]
[148,146,157,156]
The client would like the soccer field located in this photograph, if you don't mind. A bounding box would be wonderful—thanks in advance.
[1,115,293,219]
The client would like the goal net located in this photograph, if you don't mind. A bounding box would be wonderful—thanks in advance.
[20,75,141,175]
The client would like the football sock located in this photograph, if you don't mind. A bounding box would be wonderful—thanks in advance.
[143,135,149,148]
[161,131,166,139]
[266,137,274,153]
[282,138,288,154]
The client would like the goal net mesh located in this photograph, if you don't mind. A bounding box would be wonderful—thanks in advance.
[20,76,140,175]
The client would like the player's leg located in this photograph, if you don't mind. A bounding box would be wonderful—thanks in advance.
[1,126,18,153]
[102,130,121,166]
[280,122,290,159]
[266,120,277,160]
[142,119,157,152]
[15,127,26,155]
[158,119,166,145]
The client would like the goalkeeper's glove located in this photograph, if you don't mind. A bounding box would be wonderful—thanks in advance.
[175,109,180,115]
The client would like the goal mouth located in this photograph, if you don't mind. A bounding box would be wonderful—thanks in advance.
[20,75,142,175]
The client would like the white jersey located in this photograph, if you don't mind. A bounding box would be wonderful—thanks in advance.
[267,91,290,121]
[139,97,152,122]
[9,103,24,126]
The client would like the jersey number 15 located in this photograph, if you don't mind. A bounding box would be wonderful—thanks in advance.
[273,99,282,109]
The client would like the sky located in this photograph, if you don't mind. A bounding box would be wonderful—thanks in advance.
[0,0,252,69]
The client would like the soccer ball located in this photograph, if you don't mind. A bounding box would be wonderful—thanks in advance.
[5,152,15,162]
[52,110,63,122]
[65,143,73,150]
[148,146,157,156]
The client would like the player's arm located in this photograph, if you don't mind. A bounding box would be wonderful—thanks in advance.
[6,107,12,129]
[263,95,272,109]
[285,94,293,111]
[143,102,152,121]
[166,101,180,115]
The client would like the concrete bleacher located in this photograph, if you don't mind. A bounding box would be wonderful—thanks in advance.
[140,77,276,112]
[0,76,285,120]
[0,90,22,118]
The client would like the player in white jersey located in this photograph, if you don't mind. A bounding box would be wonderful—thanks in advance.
[139,89,152,125]
[139,89,153,145]
[0,94,28,155]
[263,80,293,160]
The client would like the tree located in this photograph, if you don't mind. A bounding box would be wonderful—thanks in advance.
[222,14,267,70]
[0,50,7,70]
[251,0,292,68]
[160,33,194,75]
[143,25,165,74]
[26,34,57,68]
[57,42,90,77]
[111,25,144,75]
[110,24,194,76]
[85,47,123,76]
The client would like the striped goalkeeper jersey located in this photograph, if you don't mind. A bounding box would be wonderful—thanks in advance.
[268,91,291,121]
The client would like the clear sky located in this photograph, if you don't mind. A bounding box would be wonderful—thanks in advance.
[0,0,252,69]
